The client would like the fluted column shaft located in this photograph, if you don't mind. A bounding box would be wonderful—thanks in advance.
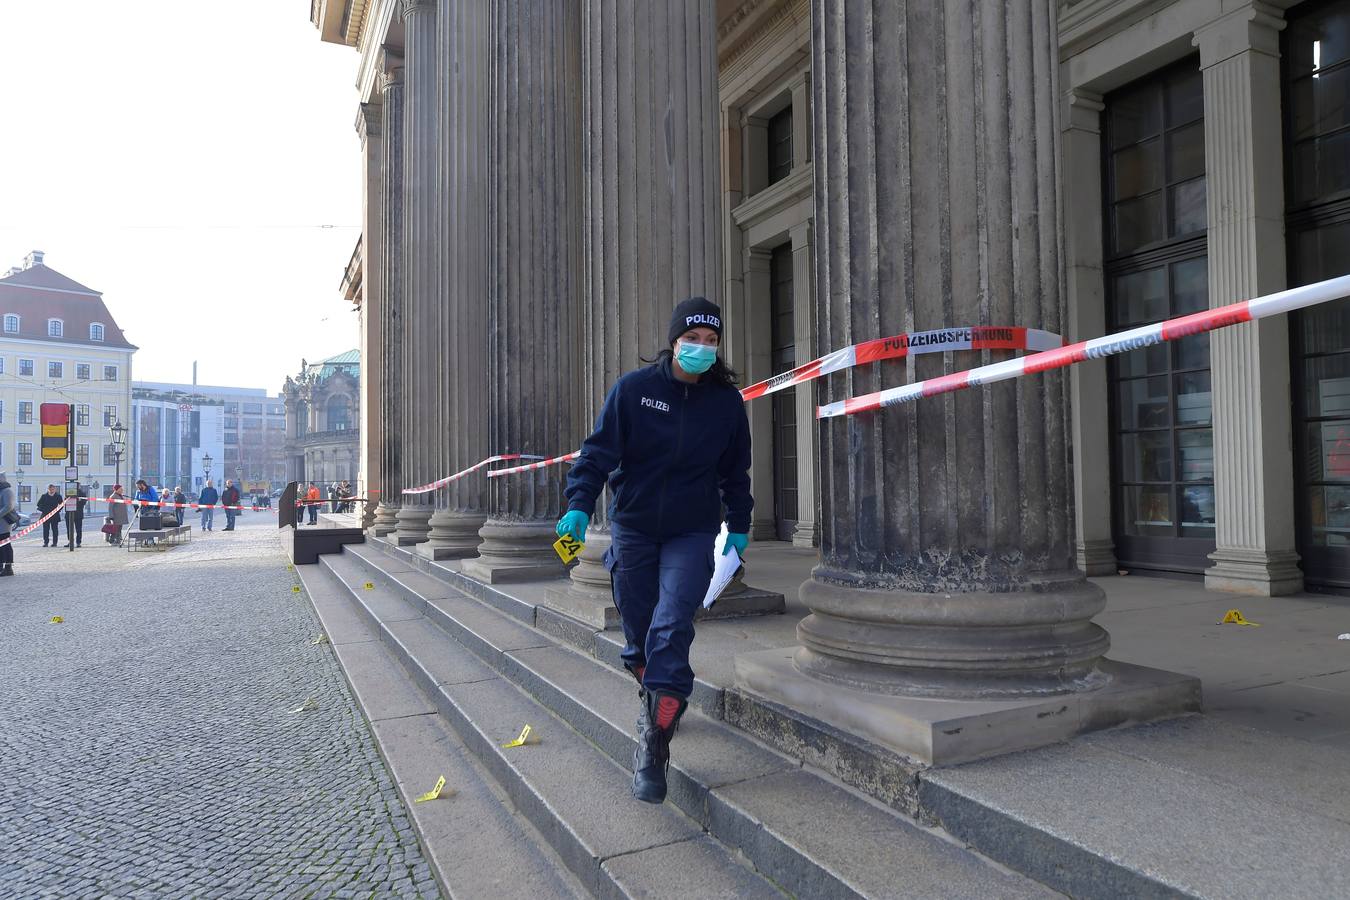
[373,60,405,536]
[356,101,383,530]
[564,0,722,595]
[421,0,495,559]
[394,0,438,545]
[1194,4,1301,595]
[798,0,1107,698]
[463,0,584,583]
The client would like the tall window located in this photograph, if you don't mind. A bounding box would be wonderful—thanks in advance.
[1104,61,1215,573]
[76,363,91,381]
[18,402,32,425]
[104,405,117,427]
[103,365,118,382]
[767,105,793,185]
[47,319,63,337]
[48,361,63,379]
[2,314,16,333]
[76,444,89,467]
[77,404,90,427]
[89,323,104,342]
[1286,0,1350,587]
[18,486,31,504]
[19,359,33,377]
[0,400,4,423]
[18,443,32,466]
[769,243,798,540]
[104,444,117,466]
[326,396,352,431]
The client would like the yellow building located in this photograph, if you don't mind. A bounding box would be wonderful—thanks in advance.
[0,251,136,507]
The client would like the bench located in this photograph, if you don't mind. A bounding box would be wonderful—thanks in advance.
[126,525,193,551]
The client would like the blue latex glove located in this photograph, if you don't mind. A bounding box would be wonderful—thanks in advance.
[556,509,589,543]
[723,531,749,557]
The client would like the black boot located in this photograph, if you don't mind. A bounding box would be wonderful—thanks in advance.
[632,689,687,804]
[0,565,12,576]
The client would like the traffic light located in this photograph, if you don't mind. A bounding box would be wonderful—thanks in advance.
[40,402,72,461]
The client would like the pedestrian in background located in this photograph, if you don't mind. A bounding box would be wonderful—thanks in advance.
[169,486,187,527]
[65,484,87,549]
[328,482,339,514]
[198,480,219,531]
[221,480,241,531]
[108,484,129,545]
[0,471,17,576]
[37,484,62,548]
[306,482,321,525]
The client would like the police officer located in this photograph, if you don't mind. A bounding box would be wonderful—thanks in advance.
[557,297,752,804]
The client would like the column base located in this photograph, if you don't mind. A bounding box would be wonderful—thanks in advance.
[416,507,486,560]
[792,519,819,548]
[394,505,433,546]
[734,648,1200,766]
[544,531,621,629]
[750,516,777,542]
[461,518,566,584]
[1076,538,1118,576]
[1205,548,1303,596]
[796,569,1111,699]
[371,502,400,536]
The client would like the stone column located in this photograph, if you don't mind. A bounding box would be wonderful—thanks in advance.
[419,0,492,559]
[372,56,404,537]
[356,101,383,531]
[394,0,437,546]
[744,246,777,541]
[1061,87,1116,575]
[1195,4,1302,596]
[553,0,726,612]
[461,0,585,583]
[790,219,819,547]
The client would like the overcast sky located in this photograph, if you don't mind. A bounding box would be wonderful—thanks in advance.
[0,2,363,393]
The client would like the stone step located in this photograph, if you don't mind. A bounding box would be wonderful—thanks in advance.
[294,564,590,899]
[325,545,1056,899]
[315,553,787,899]
[351,538,727,718]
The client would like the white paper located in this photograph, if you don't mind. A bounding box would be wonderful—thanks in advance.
[703,546,742,609]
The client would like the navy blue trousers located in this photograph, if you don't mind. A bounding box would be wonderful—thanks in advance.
[605,521,715,699]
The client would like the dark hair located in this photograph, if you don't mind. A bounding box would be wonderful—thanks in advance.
[643,348,740,389]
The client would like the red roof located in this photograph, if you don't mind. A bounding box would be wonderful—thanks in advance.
[0,263,137,350]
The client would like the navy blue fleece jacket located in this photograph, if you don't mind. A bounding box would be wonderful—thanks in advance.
[565,358,753,539]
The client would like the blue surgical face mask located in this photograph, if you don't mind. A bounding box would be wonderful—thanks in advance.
[675,341,718,375]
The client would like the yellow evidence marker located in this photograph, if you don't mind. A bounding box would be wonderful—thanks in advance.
[501,724,534,748]
[50,616,64,624]
[312,634,329,645]
[553,534,584,564]
[292,698,318,713]
[292,585,302,594]
[414,775,450,803]
[364,582,375,590]
[1218,609,1260,626]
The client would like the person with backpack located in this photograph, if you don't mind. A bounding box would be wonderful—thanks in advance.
[0,472,18,576]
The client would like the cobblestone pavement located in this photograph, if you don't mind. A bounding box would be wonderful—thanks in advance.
[0,514,441,899]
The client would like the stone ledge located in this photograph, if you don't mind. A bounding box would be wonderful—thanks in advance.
[734,648,1201,767]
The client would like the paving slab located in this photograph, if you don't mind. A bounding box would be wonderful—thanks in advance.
[921,738,1350,900]
[370,713,586,899]
[1204,681,1350,741]
[423,591,553,656]
[384,618,498,688]
[1078,716,1350,827]
[711,769,1053,900]
[601,836,785,900]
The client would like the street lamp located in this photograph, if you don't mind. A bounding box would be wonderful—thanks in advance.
[202,452,213,481]
[14,468,23,512]
[110,420,127,490]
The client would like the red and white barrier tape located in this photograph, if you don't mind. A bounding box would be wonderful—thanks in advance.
[740,325,1063,401]
[818,274,1350,419]
[486,451,581,478]
[403,454,546,494]
[0,504,65,548]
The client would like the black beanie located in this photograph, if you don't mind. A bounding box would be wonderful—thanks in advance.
[668,296,723,346]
